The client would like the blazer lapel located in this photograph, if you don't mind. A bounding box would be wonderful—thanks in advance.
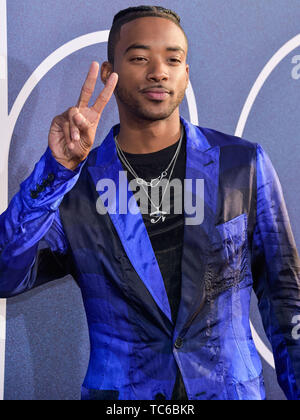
[87,119,220,332]
[175,118,220,336]
[88,126,173,324]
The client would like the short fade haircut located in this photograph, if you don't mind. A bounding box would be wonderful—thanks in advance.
[107,5,188,65]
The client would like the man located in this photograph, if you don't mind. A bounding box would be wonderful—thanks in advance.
[0,5,299,400]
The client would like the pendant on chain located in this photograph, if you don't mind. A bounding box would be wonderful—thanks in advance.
[150,208,167,224]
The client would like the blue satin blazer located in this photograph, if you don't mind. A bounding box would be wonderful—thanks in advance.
[0,117,299,400]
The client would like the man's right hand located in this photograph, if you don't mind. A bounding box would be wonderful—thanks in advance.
[48,62,118,171]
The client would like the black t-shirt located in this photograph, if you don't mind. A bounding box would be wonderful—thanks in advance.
[119,128,188,400]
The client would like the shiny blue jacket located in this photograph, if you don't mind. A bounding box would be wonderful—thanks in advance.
[0,117,299,400]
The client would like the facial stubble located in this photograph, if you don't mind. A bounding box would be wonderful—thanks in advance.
[115,82,187,121]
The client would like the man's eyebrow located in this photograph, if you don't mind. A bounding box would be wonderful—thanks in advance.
[125,44,151,54]
[124,44,186,55]
[166,46,186,54]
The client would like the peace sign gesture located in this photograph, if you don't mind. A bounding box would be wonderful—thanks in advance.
[49,62,118,170]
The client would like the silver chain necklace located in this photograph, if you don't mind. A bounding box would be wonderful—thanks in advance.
[114,125,184,223]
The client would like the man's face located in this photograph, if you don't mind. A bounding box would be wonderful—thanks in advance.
[113,17,189,121]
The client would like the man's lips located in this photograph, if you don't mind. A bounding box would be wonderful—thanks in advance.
[140,88,171,101]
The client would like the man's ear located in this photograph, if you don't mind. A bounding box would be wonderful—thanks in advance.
[100,61,114,85]
[185,63,190,86]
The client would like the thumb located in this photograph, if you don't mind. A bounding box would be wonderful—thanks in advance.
[68,107,81,141]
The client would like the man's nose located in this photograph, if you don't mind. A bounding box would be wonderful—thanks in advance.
[146,60,169,82]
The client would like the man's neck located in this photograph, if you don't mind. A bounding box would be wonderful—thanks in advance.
[116,111,181,154]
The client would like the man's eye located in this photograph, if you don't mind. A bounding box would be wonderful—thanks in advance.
[169,58,181,64]
[130,57,147,62]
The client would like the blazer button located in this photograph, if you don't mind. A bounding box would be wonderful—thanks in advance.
[41,179,49,188]
[30,190,38,199]
[36,184,45,193]
[155,393,166,400]
[47,173,55,182]
[174,337,183,349]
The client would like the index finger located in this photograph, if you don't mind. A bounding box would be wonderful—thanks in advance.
[92,72,119,115]
[77,61,99,108]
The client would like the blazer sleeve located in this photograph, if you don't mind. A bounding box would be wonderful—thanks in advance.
[251,143,300,400]
[0,147,85,298]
